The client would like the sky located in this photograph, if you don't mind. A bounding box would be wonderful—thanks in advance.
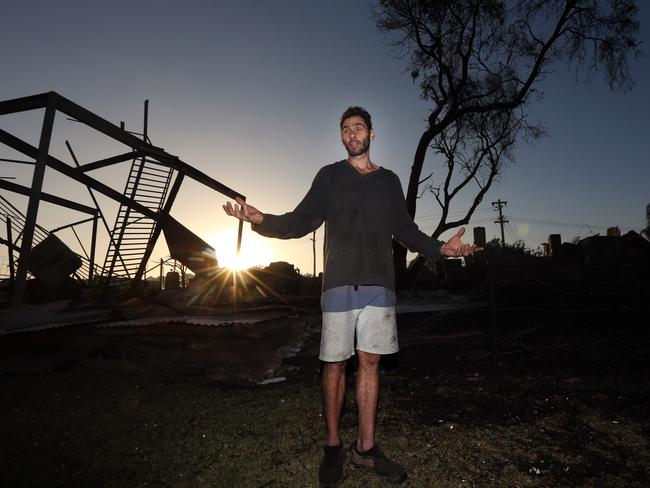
[1,0,649,277]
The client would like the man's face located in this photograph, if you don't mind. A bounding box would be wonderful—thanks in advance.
[341,115,374,157]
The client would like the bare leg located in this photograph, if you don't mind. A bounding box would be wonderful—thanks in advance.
[322,360,347,446]
[356,350,380,452]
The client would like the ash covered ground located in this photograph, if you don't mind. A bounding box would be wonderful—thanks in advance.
[1,303,649,487]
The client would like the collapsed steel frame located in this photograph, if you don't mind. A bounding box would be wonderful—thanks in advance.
[0,91,245,306]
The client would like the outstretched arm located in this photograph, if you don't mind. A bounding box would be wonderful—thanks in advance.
[390,174,481,259]
[222,167,326,240]
[222,197,264,225]
[440,227,481,257]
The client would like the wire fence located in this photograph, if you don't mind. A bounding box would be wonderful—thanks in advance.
[473,259,648,375]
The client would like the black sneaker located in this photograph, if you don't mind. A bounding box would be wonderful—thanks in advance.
[349,443,407,484]
[319,444,346,488]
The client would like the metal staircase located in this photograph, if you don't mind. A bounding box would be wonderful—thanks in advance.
[100,155,174,288]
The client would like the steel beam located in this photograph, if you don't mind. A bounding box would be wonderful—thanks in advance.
[11,93,56,306]
[150,156,245,201]
[55,93,244,200]
[0,92,48,116]
[56,93,167,152]
[0,179,97,215]
[0,127,157,219]
[236,199,245,254]
[75,151,144,173]
[1,92,244,199]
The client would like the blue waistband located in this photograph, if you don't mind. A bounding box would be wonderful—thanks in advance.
[321,285,396,313]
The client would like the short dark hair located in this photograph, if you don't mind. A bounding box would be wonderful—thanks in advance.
[340,106,372,131]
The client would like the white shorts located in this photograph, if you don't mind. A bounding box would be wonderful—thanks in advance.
[319,285,398,362]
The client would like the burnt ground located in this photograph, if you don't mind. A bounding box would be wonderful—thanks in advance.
[1,306,649,487]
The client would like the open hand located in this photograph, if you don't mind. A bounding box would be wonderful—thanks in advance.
[222,197,264,225]
[440,227,482,257]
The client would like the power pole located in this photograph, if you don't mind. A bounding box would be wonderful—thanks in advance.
[310,231,316,276]
[492,199,508,247]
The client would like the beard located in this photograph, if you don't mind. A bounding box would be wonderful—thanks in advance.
[344,136,370,157]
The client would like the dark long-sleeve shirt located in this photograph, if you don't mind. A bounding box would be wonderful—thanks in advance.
[252,160,443,291]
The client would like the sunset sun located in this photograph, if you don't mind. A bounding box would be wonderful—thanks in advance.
[209,231,272,271]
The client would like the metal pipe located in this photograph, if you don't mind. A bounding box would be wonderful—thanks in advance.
[0,158,35,165]
[50,216,96,233]
[71,226,89,260]
[143,100,148,142]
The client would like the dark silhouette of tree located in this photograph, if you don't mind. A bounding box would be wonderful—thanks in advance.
[485,236,541,256]
[418,107,540,240]
[375,0,641,276]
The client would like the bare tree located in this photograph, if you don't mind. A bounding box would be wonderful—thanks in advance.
[422,108,540,238]
[375,0,641,275]
[408,107,540,273]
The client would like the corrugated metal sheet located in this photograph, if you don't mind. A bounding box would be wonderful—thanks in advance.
[97,311,290,328]
[1,303,291,335]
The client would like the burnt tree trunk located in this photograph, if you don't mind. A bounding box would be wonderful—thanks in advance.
[394,127,435,284]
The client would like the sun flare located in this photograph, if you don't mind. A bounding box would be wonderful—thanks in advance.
[209,231,272,271]
[219,252,249,271]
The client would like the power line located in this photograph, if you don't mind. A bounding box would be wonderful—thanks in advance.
[505,222,520,243]
[414,207,494,221]
[507,216,610,229]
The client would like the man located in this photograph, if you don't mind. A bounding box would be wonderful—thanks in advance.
[223,107,478,487]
